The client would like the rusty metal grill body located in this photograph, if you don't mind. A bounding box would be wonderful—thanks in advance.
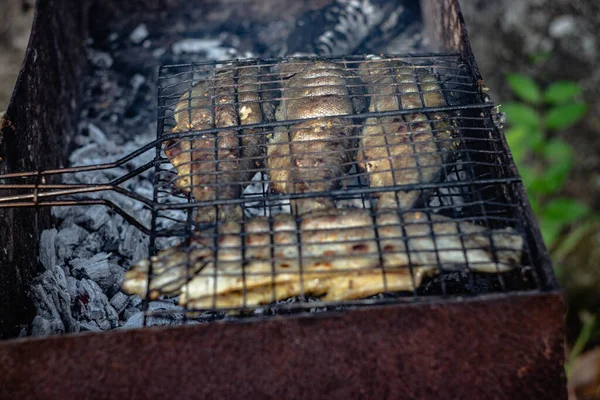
[0,54,550,318]
[0,0,566,399]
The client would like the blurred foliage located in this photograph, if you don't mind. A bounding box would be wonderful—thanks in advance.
[503,74,589,250]
[503,73,597,380]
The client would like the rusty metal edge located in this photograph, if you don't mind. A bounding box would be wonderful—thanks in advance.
[0,290,567,400]
[0,0,90,338]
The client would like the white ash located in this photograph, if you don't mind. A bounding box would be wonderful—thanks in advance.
[25,38,234,336]
[129,24,149,44]
[121,301,189,330]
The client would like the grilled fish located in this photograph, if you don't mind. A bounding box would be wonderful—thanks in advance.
[164,66,274,223]
[121,207,522,307]
[176,209,523,308]
[267,61,366,215]
[356,61,458,210]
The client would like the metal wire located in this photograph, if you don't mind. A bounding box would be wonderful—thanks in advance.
[0,54,547,317]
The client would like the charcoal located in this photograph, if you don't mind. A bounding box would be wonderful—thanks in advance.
[29,316,54,337]
[72,232,104,260]
[152,47,166,59]
[119,224,149,263]
[99,217,121,251]
[72,278,119,331]
[89,50,113,69]
[80,321,102,332]
[123,307,141,322]
[69,143,100,166]
[39,229,58,270]
[29,284,64,334]
[29,266,79,334]
[122,310,188,330]
[71,252,117,290]
[122,312,144,329]
[51,206,76,222]
[148,300,184,313]
[110,291,130,314]
[56,224,89,262]
[130,74,145,91]
[129,24,149,44]
[105,282,123,301]
[66,276,79,300]
[75,205,110,231]
[88,123,118,154]
[109,261,127,276]
[128,295,142,309]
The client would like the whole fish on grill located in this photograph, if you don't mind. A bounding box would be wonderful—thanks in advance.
[122,206,524,307]
[267,61,366,215]
[164,65,275,223]
[356,60,458,210]
[177,209,523,308]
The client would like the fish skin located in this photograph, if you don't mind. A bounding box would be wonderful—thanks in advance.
[268,61,366,216]
[164,66,274,223]
[175,209,523,308]
[356,61,459,210]
[376,211,524,273]
[122,206,523,305]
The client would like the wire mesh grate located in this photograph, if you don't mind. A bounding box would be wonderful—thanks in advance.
[0,53,551,320]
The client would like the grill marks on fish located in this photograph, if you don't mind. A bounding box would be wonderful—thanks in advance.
[164,66,274,223]
[356,61,458,210]
[121,208,524,308]
[268,62,365,215]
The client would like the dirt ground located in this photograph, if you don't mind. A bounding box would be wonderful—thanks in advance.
[0,0,33,111]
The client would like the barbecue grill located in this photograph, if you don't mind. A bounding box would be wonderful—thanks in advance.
[0,0,566,399]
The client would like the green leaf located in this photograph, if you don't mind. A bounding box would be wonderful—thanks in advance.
[538,197,589,247]
[505,124,544,152]
[502,102,540,128]
[542,198,589,223]
[543,138,573,162]
[530,139,574,194]
[544,81,583,104]
[539,218,563,248]
[545,102,587,130]
[506,73,542,104]
[529,175,559,195]
[505,126,528,163]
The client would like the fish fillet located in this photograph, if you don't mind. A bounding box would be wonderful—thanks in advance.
[175,209,523,308]
[356,61,458,210]
[122,207,523,304]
